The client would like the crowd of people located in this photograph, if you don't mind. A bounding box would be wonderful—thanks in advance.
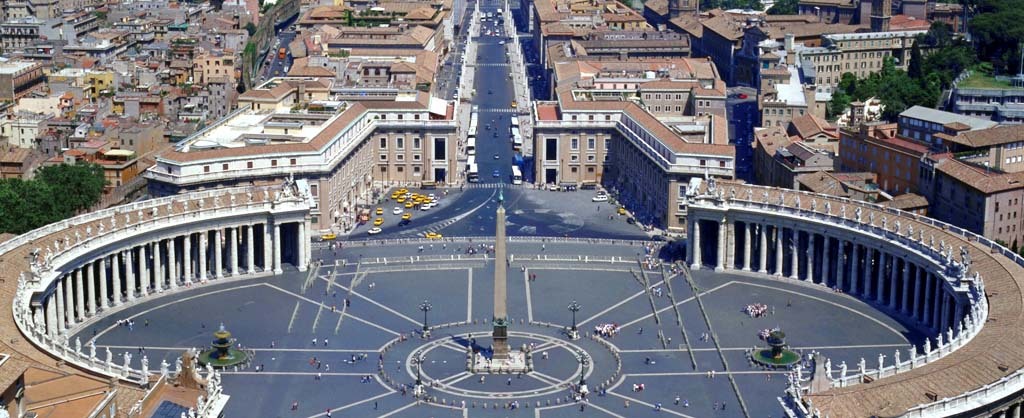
[743,303,770,318]
[594,323,620,338]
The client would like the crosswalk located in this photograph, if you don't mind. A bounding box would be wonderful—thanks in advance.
[461,182,529,189]
[477,107,520,114]
[472,63,511,67]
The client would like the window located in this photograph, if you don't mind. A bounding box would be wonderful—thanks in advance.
[310,185,318,196]
[678,185,687,198]
[604,139,610,150]
[413,154,421,161]
[290,159,297,165]
[397,154,404,161]
[587,138,595,150]
[413,166,421,174]
[247,161,253,169]
[433,138,447,160]
[380,154,388,161]
[571,167,578,173]
[700,160,706,166]
[571,138,579,150]
[719,161,726,168]
[396,137,404,150]
[397,166,404,172]
[272,160,278,167]
[203,165,210,173]
[587,166,595,173]
[570,155,579,162]
[413,137,421,149]
[222,163,228,171]
[588,155,596,162]
[379,137,387,149]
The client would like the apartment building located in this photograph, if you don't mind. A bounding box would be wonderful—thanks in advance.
[798,30,926,93]
[530,0,649,70]
[532,56,733,232]
[752,114,839,188]
[919,157,1024,248]
[145,77,458,232]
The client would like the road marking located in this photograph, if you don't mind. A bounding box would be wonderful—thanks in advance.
[377,402,417,418]
[438,371,473,385]
[220,371,368,376]
[524,267,533,322]
[577,278,666,327]
[467,268,474,321]
[530,371,562,386]
[301,387,396,418]
[618,282,733,329]
[624,371,789,377]
[96,345,380,353]
[88,283,265,344]
[606,391,695,418]
[323,280,419,326]
[287,301,301,334]
[264,284,401,336]
[618,343,911,353]
[738,281,910,338]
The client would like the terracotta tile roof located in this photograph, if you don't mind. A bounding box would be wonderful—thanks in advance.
[940,124,1024,148]
[753,126,791,156]
[935,158,1024,194]
[536,104,560,121]
[788,113,836,140]
[880,192,929,210]
[702,15,743,41]
[795,170,850,196]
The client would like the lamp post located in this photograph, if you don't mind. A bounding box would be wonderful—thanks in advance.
[412,353,426,397]
[419,300,433,338]
[567,300,581,340]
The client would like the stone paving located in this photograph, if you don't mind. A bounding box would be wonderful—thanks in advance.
[74,243,921,418]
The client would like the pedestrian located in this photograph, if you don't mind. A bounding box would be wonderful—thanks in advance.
[312,338,317,346]
[326,409,331,418]
[638,327,644,335]
[324,338,329,346]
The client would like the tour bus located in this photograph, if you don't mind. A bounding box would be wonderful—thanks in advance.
[510,126,523,150]
[469,111,479,133]
[511,166,523,185]
[467,135,477,156]
[468,163,480,182]
[510,116,519,128]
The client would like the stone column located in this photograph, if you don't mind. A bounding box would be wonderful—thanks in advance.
[690,219,702,269]
[836,241,846,291]
[742,222,752,271]
[85,262,96,316]
[231,227,240,276]
[774,226,784,276]
[125,249,135,302]
[888,256,899,309]
[901,259,911,314]
[139,244,149,297]
[923,273,934,326]
[298,221,309,272]
[789,230,799,280]
[822,235,831,287]
[715,220,726,272]
[724,220,735,270]
[939,291,950,333]
[806,232,815,283]
[874,250,885,302]
[66,272,77,326]
[46,293,57,337]
[99,256,109,310]
[111,253,121,307]
[183,233,193,284]
[933,277,944,330]
[263,223,273,272]
[199,232,208,281]
[758,224,768,274]
[913,266,923,321]
[850,244,860,295]
[953,302,964,336]
[214,229,224,279]
[247,225,256,274]
[154,240,164,291]
[77,266,87,320]
[55,276,66,332]
[273,223,283,274]
[168,237,178,289]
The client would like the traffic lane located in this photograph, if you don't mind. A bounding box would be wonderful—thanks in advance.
[351,188,492,237]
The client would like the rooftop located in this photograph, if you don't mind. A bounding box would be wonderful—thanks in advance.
[900,105,998,130]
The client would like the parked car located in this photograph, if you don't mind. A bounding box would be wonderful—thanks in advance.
[367,227,382,235]
[592,194,609,202]
[392,207,403,215]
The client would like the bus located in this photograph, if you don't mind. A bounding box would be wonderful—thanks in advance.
[467,135,476,156]
[510,126,523,150]
[469,111,479,133]
[468,163,480,182]
[511,166,522,185]
[510,116,519,128]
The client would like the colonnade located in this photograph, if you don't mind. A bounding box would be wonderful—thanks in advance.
[688,217,965,335]
[36,221,307,338]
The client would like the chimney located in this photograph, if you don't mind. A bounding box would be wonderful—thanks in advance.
[784,33,794,53]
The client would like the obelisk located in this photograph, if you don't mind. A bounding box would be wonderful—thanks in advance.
[492,191,510,360]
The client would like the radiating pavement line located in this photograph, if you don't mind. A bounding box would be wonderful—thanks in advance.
[577,277,666,328]
[606,391,695,418]
[618,282,733,330]
[467,268,473,321]
[264,283,400,336]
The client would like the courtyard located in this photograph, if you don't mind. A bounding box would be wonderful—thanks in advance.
[76,241,922,418]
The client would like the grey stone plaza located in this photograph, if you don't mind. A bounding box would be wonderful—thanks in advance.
[75,238,918,417]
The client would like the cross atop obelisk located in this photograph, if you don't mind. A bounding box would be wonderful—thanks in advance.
[492,190,510,360]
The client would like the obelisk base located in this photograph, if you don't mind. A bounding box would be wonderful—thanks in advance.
[492,320,509,360]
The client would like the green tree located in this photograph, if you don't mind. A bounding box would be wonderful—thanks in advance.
[908,39,924,79]
[0,163,106,234]
[245,22,257,36]
[35,163,106,216]
[969,0,1024,74]
[767,0,798,14]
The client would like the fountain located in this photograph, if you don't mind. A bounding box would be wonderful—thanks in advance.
[751,329,800,368]
[198,323,249,368]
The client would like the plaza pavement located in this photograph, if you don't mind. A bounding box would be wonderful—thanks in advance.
[74,243,920,418]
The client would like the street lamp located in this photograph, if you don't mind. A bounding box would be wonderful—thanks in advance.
[412,353,426,397]
[567,300,581,340]
[419,300,433,338]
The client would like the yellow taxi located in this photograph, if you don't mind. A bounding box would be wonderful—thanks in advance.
[397,188,409,195]
[405,201,415,208]
[397,197,406,204]
[320,233,337,241]
[617,207,627,215]
[511,101,518,108]
[401,212,412,220]
[425,232,443,240]
[373,218,384,226]
[375,207,383,215]
[390,192,401,199]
